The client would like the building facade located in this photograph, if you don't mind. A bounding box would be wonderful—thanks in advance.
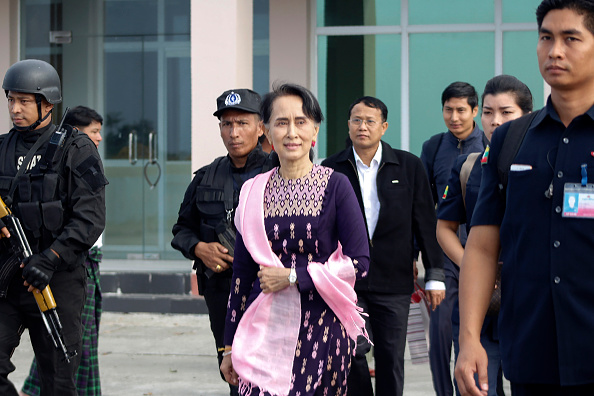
[0,0,544,266]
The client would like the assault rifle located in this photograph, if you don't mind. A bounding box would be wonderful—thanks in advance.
[0,197,75,363]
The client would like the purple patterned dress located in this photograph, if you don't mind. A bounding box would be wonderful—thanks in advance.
[224,165,369,396]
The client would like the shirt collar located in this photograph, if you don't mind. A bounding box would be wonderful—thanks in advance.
[537,95,594,126]
[452,122,483,141]
[539,96,561,125]
[586,104,594,121]
[468,122,484,140]
[353,143,382,168]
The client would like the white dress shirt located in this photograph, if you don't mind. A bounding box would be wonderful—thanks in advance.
[353,144,382,238]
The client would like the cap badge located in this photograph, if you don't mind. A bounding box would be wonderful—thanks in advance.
[225,92,241,106]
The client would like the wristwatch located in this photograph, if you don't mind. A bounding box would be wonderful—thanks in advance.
[288,267,297,285]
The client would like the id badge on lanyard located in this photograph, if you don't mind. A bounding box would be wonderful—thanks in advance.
[562,163,594,218]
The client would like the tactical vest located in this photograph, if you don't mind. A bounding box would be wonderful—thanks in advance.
[0,125,83,254]
[193,152,276,277]
[195,156,234,245]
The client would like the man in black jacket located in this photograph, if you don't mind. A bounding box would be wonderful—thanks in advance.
[171,89,275,396]
[0,59,107,396]
[322,96,445,396]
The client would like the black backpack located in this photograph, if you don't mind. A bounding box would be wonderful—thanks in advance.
[496,110,540,196]
[423,133,445,204]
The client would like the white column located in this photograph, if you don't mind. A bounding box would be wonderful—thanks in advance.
[269,0,310,88]
[543,80,551,106]
[0,0,20,132]
[400,0,410,151]
[190,0,254,174]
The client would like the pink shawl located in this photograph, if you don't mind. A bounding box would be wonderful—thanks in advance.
[231,169,368,396]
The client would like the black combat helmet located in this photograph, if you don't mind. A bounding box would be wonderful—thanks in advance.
[2,59,62,131]
[3,59,62,104]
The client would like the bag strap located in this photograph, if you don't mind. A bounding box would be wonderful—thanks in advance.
[200,156,235,222]
[424,133,445,204]
[460,152,481,208]
[497,110,540,195]
[224,167,235,223]
[201,156,224,187]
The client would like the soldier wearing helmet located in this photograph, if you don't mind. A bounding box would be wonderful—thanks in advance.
[0,59,107,395]
[3,59,62,131]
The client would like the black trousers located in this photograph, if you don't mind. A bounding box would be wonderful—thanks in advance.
[347,291,411,396]
[201,274,239,396]
[429,259,460,396]
[0,265,86,396]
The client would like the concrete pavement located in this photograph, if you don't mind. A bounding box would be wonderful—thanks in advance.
[9,311,444,396]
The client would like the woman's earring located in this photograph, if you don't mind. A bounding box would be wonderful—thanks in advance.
[312,141,316,148]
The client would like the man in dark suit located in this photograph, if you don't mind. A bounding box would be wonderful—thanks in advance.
[322,96,445,396]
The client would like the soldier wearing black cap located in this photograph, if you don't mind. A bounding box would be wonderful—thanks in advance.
[172,88,276,396]
[0,59,107,395]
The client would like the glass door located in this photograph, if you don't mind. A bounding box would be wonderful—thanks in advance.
[20,0,191,261]
[102,45,191,260]
[101,0,191,260]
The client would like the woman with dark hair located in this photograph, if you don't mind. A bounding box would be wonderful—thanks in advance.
[220,83,369,396]
[480,75,533,138]
[436,75,533,396]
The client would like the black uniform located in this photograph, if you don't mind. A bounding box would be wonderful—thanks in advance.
[473,101,594,389]
[0,123,107,396]
[171,145,275,387]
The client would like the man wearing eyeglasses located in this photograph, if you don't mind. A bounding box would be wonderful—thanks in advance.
[419,82,487,396]
[322,96,445,396]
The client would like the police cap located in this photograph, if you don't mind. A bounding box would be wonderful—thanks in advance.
[213,89,261,119]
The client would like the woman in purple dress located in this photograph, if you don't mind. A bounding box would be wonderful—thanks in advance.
[220,83,370,396]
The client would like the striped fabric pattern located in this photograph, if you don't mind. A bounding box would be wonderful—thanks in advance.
[21,247,102,396]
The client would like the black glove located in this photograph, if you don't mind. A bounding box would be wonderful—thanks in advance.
[22,249,61,290]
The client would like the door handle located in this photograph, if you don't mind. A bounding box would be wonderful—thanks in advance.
[144,131,161,189]
[128,130,138,165]
[148,131,157,164]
